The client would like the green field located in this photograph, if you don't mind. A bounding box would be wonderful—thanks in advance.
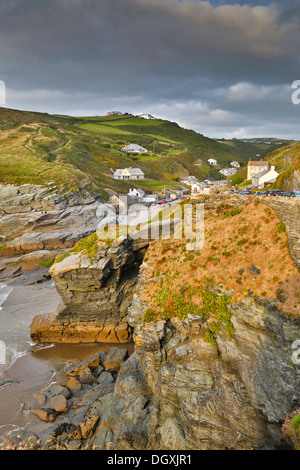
[78,123,133,135]
[0,107,288,200]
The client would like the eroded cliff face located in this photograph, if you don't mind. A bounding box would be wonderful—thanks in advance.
[28,195,300,450]
[0,183,105,255]
[126,196,300,450]
[129,282,300,450]
[30,236,149,344]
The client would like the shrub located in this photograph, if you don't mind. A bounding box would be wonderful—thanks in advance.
[276,222,286,234]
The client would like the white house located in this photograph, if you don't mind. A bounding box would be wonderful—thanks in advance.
[113,168,145,180]
[208,158,218,166]
[191,183,210,195]
[128,188,145,199]
[231,161,240,168]
[219,168,237,177]
[107,111,123,116]
[247,158,270,180]
[122,144,148,153]
[138,114,155,120]
[180,175,199,186]
[252,166,279,188]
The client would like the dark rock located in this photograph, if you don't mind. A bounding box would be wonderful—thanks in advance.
[46,384,71,400]
[53,423,82,443]
[248,264,261,275]
[102,348,129,371]
[79,367,95,385]
[97,371,114,385]
[5,430,40,450]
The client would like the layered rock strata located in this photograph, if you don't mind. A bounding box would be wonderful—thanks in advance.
[30,236,149,343]
[0,183,107,255]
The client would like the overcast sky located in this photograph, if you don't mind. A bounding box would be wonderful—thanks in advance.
[0,0,299,139]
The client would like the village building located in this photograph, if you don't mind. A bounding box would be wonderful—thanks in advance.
[180,175,199,186]
[107,111,123,116]
[138,114,155,120]
[247,158,270,180]
[121,144,148,153]
[208,158,218,166]
[230,161,240,168]
[109,194,138,210]
[128,188,145,199]
[219,168,237,177]
[252,166,279,189]
[191,183,210,195]
[113,168,145,181]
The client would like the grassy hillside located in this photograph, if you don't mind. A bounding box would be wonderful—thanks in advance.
[0,107,271,199]
[239,137,294,155]
[266,142,300,190]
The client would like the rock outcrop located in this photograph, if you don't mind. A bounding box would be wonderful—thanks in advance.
[266,199,300,270]
[25,195,300,450]
[129,277,300,450]
[0,183,107,255]
[30,236,149,344]
[30,218,179,344]
[2,348,152,450]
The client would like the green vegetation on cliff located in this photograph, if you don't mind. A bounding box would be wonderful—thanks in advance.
[141,198,300,348]
[267,141,300,190]
[0,107,287,200]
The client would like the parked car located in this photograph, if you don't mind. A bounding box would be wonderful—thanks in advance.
[280,191,295,198]
[253,191,266,196]
[292,191,300,198]
[266,189,282,197]
[157,201,166,205]
[238,190,251,195]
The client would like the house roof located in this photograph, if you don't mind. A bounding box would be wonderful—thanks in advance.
[248,160,270,167]
[110,194,138,205]
[252,169,271,179]
[122,144,147,151]
[125,168,145,175]
[180,176,198,181]
[113,168,145,176]
[129,188,145,196]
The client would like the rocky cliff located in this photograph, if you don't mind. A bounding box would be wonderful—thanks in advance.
[0,183,105,255]
[126,196,300,450]
[30,236,148,344]
[129,288,300,450]
[26,195,300,450]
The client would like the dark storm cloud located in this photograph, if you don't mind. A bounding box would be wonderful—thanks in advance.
[1,0,300,138]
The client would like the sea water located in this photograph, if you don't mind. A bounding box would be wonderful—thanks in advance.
[0,281,133,439]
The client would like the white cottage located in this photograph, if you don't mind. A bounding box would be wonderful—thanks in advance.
[252,166,279,188]
[121,144,148,153]
[113,168,145,181]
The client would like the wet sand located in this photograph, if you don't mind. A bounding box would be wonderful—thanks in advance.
[0,280,134,439]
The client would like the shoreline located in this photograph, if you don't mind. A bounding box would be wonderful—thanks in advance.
[0,272,134,441]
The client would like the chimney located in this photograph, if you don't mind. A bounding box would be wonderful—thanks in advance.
[271,166,275,172]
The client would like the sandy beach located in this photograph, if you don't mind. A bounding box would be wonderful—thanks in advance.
[0,280,133,440]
